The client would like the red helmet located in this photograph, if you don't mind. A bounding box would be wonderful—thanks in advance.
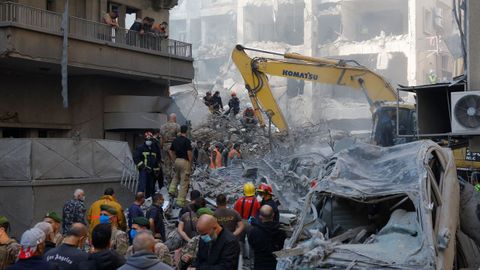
[144,131,153,139]
[257,183,273,195]
[231,91,237,97]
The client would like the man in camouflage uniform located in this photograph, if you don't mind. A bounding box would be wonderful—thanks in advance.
[44,211,64,246]
[126,217,172,266]
[100,204,128,256]
[0,216,20,270]
[178,235,200,270]
[160,113,180,188]
[62,189,86,233]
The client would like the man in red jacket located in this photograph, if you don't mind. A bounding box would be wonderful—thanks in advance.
[233,182,260,267]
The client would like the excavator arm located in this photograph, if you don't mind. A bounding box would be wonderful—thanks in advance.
[232,44,399,132]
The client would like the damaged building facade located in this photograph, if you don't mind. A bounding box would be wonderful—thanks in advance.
[0,0,193,147]
[170,0,459,129]
[0,0,192,236]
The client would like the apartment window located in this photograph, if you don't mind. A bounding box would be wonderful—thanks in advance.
[46,0,54,11]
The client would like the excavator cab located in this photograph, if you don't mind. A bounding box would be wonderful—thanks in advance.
[372,105,417,147]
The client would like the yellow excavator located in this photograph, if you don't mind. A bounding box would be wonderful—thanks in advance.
[232,44,480,175]
[232,44,416,146]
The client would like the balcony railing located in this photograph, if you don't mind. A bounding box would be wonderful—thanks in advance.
[0,1,192,58]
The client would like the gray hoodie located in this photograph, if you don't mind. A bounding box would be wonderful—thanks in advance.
[118,251,173,270]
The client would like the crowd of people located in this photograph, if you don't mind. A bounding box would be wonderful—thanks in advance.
[203,91,258,127]
[0,183,285,270]
[0,109,287,270]
[101,10,169,48]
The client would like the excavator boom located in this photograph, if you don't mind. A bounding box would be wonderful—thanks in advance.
[232,44,399,132]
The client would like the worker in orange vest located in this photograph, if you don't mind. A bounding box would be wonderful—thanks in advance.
[210,143,223,169]
[227,143,241,166]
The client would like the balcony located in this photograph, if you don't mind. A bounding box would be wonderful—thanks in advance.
[0,2,194,85]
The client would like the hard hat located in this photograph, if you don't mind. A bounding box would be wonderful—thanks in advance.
[144,131,153,139]
[244,182,255,197]
[246,103,252,108]
[231,91,236,97]
[257,183,273,195]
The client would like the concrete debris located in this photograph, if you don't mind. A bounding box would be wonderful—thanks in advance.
[184,110,480,269]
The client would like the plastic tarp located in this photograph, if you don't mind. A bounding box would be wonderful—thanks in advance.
[0,138,134,181]
[313,140,435,198]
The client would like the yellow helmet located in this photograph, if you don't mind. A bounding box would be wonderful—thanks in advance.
[243,182,255,197]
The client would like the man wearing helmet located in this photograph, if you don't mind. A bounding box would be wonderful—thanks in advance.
[224,91,240,117]
[242,103,258,126]
[257,183,279,223]
[233,182,260,266]
[133,131,162,198]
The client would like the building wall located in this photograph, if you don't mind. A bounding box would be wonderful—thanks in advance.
[0,73,169,139]
[0,74,70,131]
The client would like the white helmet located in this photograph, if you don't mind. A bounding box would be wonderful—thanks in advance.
[246,103,252,108]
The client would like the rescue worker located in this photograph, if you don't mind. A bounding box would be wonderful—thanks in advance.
[211,91,224,114]
[43,212,63,246]
[99,205,128,256]
[203,92,213,112]
[225,92,240,117]
[233,182,261,264]
[168,125,193,207]
[228,143,242,166]
[160,114,181,187]
[134,131,162,198]
[126,217,171,266]
[242,103,258,126]
[374,109,395,147]
[234,183,261,221]
[0,216,20,270]
[87,188,127,236]
[210,143,223,169]
[257,183,279,223]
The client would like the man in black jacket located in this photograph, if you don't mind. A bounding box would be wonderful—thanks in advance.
[190,215,240,270]
[78,224,125,270]
[211,91,224,114]
[248,205,286,270]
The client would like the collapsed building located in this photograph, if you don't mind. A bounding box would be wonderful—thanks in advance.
[170,0,460,131]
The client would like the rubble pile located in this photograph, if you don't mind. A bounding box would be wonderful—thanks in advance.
[191,113,273,159]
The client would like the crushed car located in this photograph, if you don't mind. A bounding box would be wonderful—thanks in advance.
[276,140,460,269]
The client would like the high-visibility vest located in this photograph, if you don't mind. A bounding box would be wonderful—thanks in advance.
[228,149,241,160]
[210,149,222,169]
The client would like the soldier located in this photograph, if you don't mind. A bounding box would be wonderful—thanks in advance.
[0,216,20,270]
[178,235,200,270]
[99,205,128,256]
[126,217,172,266]
[160,113,180,187]
[43,211,64,246]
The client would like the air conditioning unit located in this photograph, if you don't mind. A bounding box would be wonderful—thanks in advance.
[451,91,480,134]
